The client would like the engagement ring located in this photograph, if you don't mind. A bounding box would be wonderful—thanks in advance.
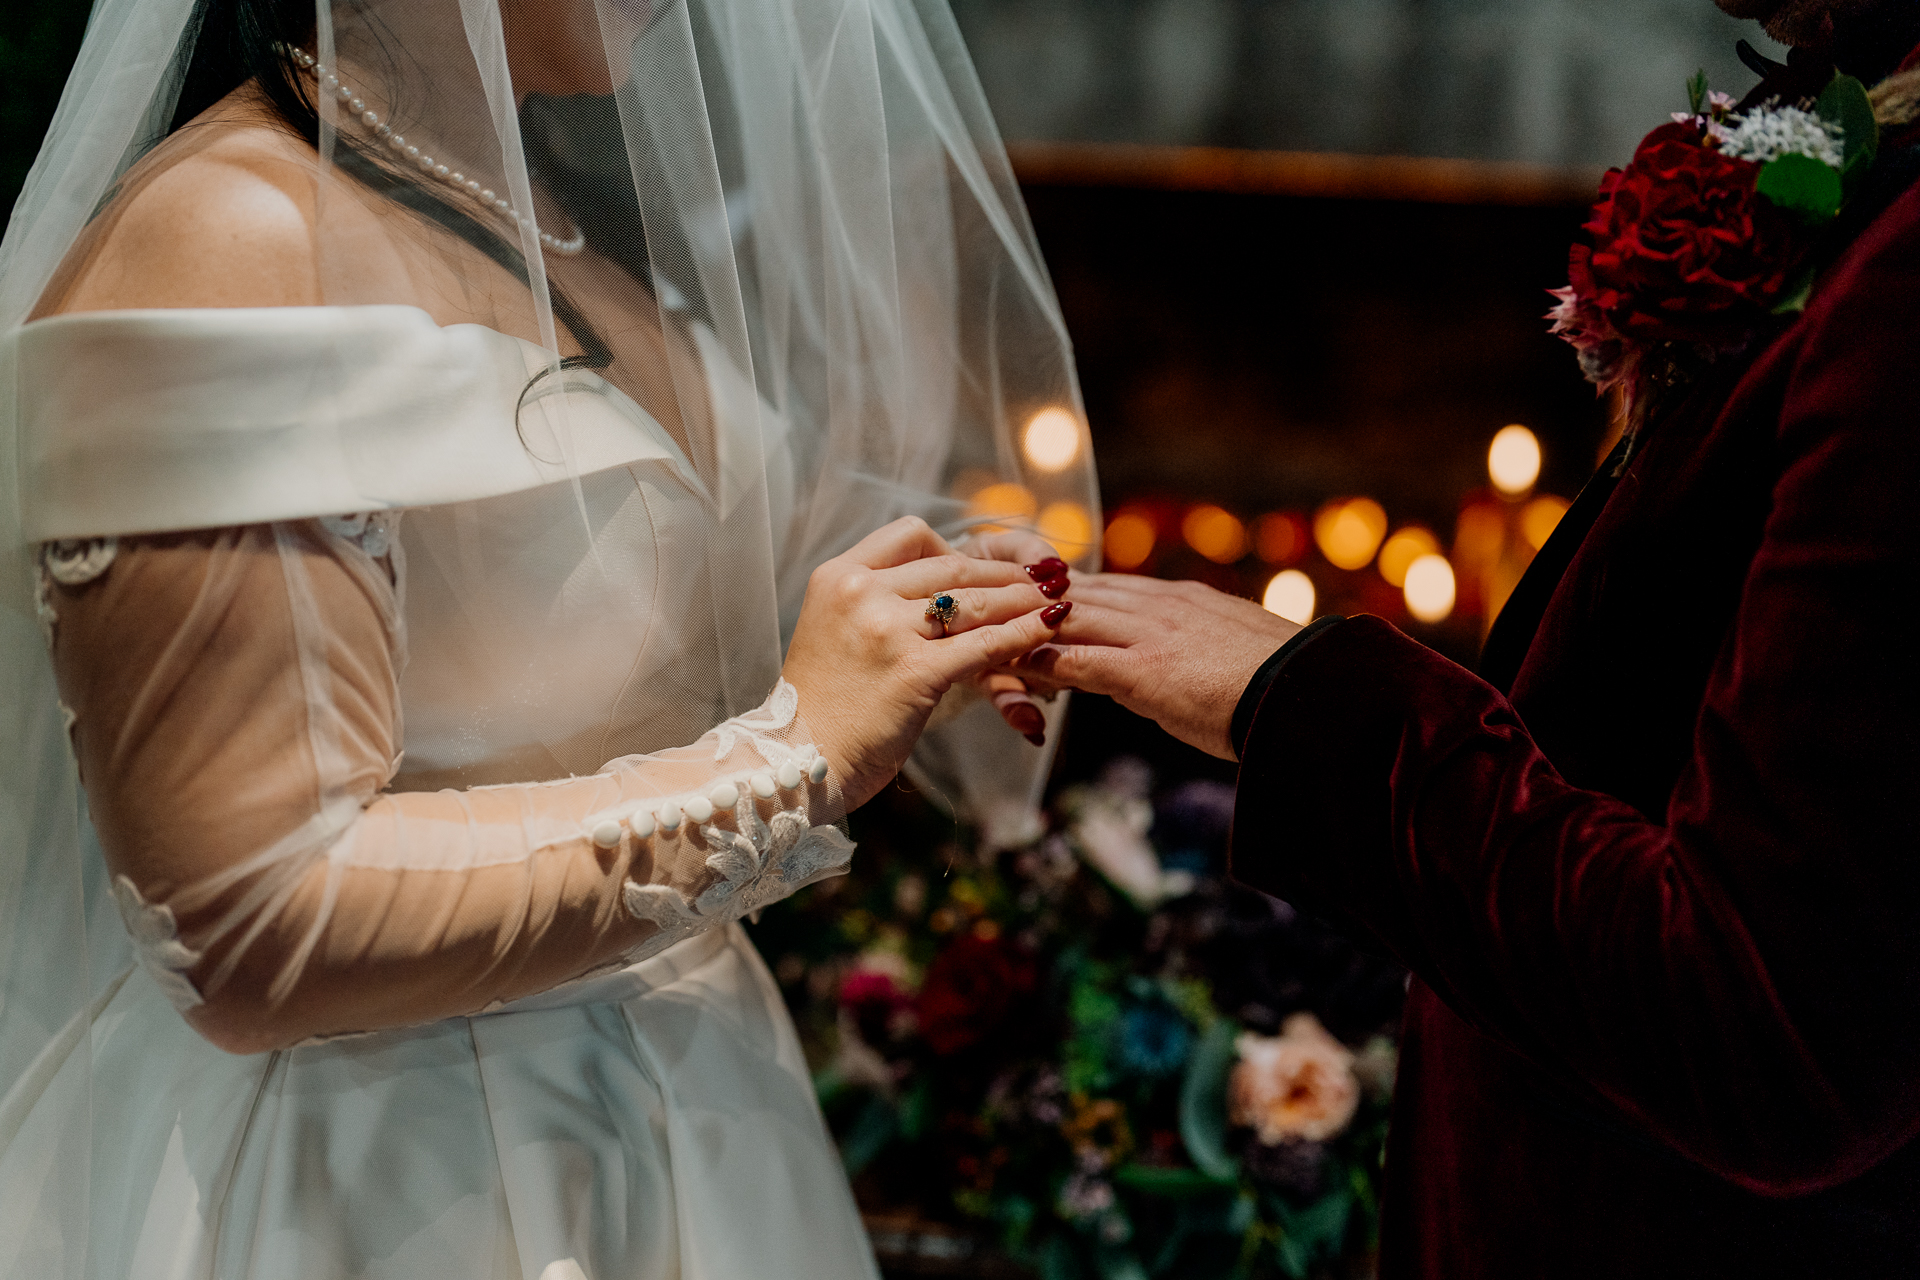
[925,592,959,637]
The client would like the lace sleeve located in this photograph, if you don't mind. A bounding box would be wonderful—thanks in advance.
[42,520,849,1053]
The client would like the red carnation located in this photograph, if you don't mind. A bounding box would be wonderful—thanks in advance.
[1575,122,1807,347]
[915,936,1037,1055]
[839,969,911,1013]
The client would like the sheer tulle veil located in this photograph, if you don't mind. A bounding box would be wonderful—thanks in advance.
[0,0,1097,1266]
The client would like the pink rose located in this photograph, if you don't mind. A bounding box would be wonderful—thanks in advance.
[1227,1013,1360,1144]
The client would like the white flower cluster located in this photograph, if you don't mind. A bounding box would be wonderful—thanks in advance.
[1720,103,1844,167]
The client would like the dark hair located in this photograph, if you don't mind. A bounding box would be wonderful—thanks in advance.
[167,0,617,374]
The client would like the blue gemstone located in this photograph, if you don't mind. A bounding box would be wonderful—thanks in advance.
[935,594,955,609]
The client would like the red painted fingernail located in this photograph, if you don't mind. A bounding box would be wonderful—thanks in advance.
[1005,702,1045,740]
[1037,574,1070,599]
[1025,558,1069,582]
[1041,601,1072,627]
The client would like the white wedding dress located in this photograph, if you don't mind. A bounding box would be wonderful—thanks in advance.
[0,307,879,1280]
[0,0,1101,1273]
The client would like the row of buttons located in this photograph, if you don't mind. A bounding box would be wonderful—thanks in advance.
[589,756,831,849]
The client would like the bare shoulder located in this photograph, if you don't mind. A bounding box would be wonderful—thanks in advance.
[38,104,326,317]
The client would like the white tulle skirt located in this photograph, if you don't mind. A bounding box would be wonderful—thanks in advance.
[1,925,878,1280]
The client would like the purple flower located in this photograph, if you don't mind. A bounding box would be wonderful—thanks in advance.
[1242,1138,1330,1198]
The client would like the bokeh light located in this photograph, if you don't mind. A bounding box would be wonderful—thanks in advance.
[1038,500,1094,557]
[1253,512,1304,565]
[1104,512,1156,570]
[1404,554,1457,623]
[1488,425,1541,495]
[948,468,998,502]
[1521,495,1571,550]
[1182,504,1248,564]
[1377,525,1440,589]
[1022,408,1083,472]
[965,482,1038,531]
[1262,569,1316,624]
[1313,497,1388,571]
[1452,501,1505,566]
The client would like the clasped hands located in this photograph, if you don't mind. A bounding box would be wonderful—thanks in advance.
[782,517,1300,812]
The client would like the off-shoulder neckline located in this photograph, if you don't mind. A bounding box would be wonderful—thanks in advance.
[17,303,500,338]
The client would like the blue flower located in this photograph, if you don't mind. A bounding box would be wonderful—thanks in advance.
[1118,1002,1192,1078]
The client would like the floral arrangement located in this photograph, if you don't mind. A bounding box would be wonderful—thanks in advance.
[749,759,1406,1280]
[1549,69,1881,400]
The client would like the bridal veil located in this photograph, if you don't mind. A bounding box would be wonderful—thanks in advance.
[0,0,1097,1269]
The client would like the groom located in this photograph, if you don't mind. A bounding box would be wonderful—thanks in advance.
[1030,1,1920,1276]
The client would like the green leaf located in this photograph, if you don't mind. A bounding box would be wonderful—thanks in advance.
[1041,1233,1085,1280]
[1756,152,1843,225]
[897,1076,932,1141]
[1771,265,1816,315]
[1285,1190,1353,1256]
[1816,73,1879,180]
[1276,1232,1312,1280]
[1178,1019,1242,1181]
[812,1066,851,1110]
[1686,69,1709,117]
[1113,1164,1240,1198]
[837,1092,899,1175]
[1272,1192,1352,1280]
[1226,1190,1257,1235]
[999,1195,1038,1253]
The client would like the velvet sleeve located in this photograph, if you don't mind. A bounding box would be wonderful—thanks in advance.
[1228,208,1920,1197]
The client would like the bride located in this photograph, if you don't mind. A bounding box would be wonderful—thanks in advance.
[0,0,1097,1275]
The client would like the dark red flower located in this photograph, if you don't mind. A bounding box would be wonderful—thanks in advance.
[839,969,910,1012]
[915,936,1037,1055]
[1575,121,1807,346]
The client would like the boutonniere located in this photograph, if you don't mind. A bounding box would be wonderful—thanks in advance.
[1548,65,1916,437]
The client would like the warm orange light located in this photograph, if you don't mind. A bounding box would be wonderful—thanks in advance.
[949,468,999,502]
[1404,555,1456,623]
[1022,408,1083,472]
[1262,570,1316,624]
[1452,502,1505,566]
[1038,500,1094,557]
[1313,497,1388,571]
[966,481,1038,526]
[1489,425,1542,495]
[1377,526,1440,589]
[1104,512,1156,570]
[1253,512,1304,565]
[1521,495,1571,550]
[1182,504,1248,564]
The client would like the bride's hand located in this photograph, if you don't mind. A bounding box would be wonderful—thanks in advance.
[783,518,1070,809]
[960,528,1076,744]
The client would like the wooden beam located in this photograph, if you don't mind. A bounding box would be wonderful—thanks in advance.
[1006,141,1605,207]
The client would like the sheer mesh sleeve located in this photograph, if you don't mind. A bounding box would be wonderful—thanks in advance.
[42,519,849,1054]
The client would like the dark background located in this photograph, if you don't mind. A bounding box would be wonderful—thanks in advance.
[1,3,90,221]
[1023,182,1600,788]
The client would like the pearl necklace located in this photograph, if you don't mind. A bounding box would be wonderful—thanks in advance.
[287,48,586,257]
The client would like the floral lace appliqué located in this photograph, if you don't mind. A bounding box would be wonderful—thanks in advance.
[111,874,206,1012]
[622,795,854,958]
[43,537,119,586]
[320,512,395,559]
[708,679,801,762]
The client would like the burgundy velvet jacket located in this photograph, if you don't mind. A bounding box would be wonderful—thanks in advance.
[1228,128,1920,1275]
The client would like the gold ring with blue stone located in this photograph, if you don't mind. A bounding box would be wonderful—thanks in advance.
[925,591,960,636]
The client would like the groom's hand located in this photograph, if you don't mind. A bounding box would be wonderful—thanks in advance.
[1021,574,1303,761]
